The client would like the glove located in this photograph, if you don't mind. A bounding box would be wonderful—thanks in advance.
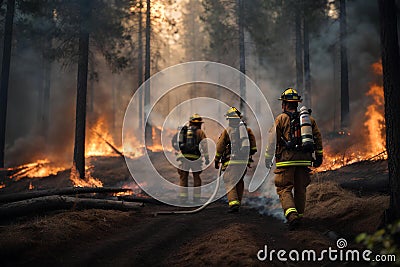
[205,158,210,165]
[314,154,323,167]
[265,156,273,169]
[214,160,220,169]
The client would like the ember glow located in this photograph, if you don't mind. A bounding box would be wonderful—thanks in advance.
[112,181,148,197]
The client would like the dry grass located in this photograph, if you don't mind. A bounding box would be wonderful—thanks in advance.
[0,209,134,258]
[306,181,389,234]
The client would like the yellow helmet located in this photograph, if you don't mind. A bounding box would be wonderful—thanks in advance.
[189,113,203,123]
[278,88,302,102]
[225,107,241,119]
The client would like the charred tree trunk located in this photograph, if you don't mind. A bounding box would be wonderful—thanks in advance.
[295,5,304,94]
[378,0,400,223]
[144,0,152,146]
[340,0,349,128]
[0,187,132,204]
[137,1,144,131]
[88,76,94,113]
[238,0,246,114]
[0,0,15,169]
[73,0,91,179]
[303,15,311,108]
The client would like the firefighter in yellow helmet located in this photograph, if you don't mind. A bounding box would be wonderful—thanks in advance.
[172,113,209,203]
[265,88,323,229]
[214,107,257,213]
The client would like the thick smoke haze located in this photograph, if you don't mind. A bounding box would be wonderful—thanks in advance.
[3,0,383,170]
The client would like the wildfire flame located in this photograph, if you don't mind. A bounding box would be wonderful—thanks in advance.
[113,181,148,197]
[69,163,103,188]
[315,60,386,172]
[86,117,122,157]
[364,84,386,153]
[9,159,66,181]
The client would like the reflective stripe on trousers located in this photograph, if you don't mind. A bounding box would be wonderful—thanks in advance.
[276,160,311,167]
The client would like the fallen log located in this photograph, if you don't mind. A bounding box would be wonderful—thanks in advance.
[117,195,164,205]
[0,195,142,220]
[367,150,387,161]
[0,187,132,204]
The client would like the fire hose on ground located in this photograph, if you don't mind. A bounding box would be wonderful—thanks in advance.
[154,166,222,216]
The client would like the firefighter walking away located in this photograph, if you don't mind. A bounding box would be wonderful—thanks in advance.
[214,107,257,213]
[172,113,209,203]
[265,88,323,230]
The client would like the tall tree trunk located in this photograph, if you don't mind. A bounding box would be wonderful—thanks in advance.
[88,76,94,113]
[73,0,91,179]
[38,3,52,137]
[295,5,303,94]
[303,15,311,108]
[378,0,400,223]
[340,0,349,128]
[37,60,44,124]
[137,1,143,131]
[0,0,15,169]
[144,0,152,146]
[238,0,246,114]
[42,54,51,137]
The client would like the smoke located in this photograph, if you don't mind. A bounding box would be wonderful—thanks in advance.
[5,44,134,167]
[311,0,380,132]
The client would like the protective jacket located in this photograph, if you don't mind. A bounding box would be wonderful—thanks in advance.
[173,127,208,161]
[215,126,257,167]
[273,112,323,167]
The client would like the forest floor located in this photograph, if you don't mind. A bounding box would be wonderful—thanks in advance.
[0,153,390,267]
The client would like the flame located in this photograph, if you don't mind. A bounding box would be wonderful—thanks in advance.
[372,60,383,75]
[9,159,66,180]
[69,163,103,187]
[315,60,386,172]
[113,183,134,196]
[0,183,5,189]
[113,181,147,197]
[146,126,175,153]
[29,182,34,190]
[364,84,386,154]
[86,117,122,157]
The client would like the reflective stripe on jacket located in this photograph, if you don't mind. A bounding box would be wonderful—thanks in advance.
[215,126,257,166]
[273,112,323,167]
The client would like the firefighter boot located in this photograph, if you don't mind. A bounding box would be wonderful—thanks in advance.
[228,203,240,213]
[287,211,300,230]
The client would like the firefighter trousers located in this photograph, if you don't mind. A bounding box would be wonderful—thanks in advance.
[222,164,247,206]
[177,160,202,200]
[274,166,311,217]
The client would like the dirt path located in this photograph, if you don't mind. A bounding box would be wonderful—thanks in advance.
[0,202,308,267]
[0,156,388,267]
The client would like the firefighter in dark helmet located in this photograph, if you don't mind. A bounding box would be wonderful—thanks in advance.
[265,88,323,229]
[214,107,257,213]
[172,113,209,202]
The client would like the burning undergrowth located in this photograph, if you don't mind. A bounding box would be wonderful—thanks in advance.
[314,60,386,172]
